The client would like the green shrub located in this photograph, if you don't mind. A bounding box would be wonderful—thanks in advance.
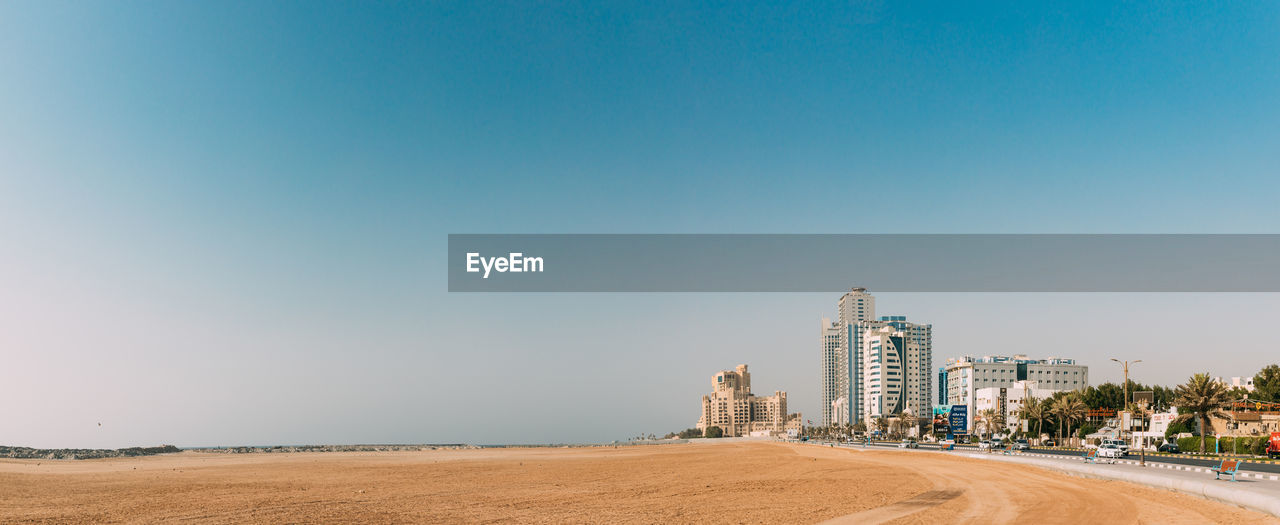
[704,426,723,438]
[1254,436,1270,456]
[1164,419,1193,440]
[1177,436,1218,453]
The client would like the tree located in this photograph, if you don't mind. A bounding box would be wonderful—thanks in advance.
[1253,364,1280,403]
[1173,373,1231,454]
[874,417,890,436]
[898,411,919,438]
[1051,395,1087,446]
[1015,397,1043,442]
[978,408,998,440]
[1022,398,1049,444]
[704,426,723,438]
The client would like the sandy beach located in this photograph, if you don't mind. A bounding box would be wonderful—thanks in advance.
[1,440,1275,524]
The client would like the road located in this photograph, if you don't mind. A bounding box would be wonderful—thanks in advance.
[842,440,1280,474]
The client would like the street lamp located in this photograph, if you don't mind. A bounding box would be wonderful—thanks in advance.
[1111,358,1143,466]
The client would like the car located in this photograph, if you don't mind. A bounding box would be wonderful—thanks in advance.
[897,440,919,449]
[1157,442,1179,453]
[977,440,994,450]
[1097,443,1124,458]
[1102,439,1129,455]
[1042,439,1056,447]
[1012,439,1030,451]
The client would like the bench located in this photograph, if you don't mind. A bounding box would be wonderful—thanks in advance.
[1212,459,1240,482]
[1083,448,1098,464]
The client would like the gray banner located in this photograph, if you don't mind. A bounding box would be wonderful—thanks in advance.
[447,234,1280,292]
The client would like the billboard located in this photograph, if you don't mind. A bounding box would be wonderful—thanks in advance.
[932,406,950,434]
[949,405,969,435]
[933,405,969,435]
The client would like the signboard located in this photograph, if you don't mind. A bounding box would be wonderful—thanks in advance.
[1133,391,1154,407]
[949,405,969,435]
[998,388,1007,428]
[932,405,949,434]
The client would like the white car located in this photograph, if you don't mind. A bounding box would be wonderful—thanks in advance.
[977,440,994,450]
[1097,443,1125,458]
[1102,439,1129,455]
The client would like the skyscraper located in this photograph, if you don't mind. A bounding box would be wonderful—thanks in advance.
[819,288,933,427]
[820,318,845,426]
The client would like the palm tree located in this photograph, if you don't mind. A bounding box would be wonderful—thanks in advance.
[899,411,919,438]
[1060,395,1087,446]
[1019,398,1049,445]
[1015,398,1036,439]
[978,408,998,440]
[1049,395,1087,446]
[889,412,906,439]
[1173,373,1231,454]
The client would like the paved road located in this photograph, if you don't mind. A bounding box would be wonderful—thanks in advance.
[845,440,1280,474]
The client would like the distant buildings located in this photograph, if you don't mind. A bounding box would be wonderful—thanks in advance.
[946,354,1088,434]
[1214,376,1256,392]
[697,364,791,437]
[819,288,933,426]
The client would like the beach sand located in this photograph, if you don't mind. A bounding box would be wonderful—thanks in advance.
[1,440,1275,524]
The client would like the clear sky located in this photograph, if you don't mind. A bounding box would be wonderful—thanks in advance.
[2,2,1279,448]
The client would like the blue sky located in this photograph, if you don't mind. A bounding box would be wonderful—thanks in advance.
[2,2,1279,447]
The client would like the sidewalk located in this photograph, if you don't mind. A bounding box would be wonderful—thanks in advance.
[958,450,1280,517]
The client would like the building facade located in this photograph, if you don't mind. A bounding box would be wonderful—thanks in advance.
[698,364,789,437]
[820,288,933,426]
[946,355,1088,433]
[937,367,948,405]
[974,380,1063,436]
[1213,376,1256,392]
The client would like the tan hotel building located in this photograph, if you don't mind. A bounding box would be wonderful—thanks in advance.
[697,364,790,437]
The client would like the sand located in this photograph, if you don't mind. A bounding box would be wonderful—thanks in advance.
[1,440,1275,524]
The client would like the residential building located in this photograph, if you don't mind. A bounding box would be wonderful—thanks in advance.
[820,318,846,426]
[697,364,788,437]
[946,354,1088,433]
[937,367,948,405]
[860,319,933,421]
[974,380,1063,436]
[819,288,933,426]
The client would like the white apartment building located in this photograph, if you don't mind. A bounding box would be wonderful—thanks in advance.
[974,380,1062,435]
[861,321,933,420]
[820,319,846,426]
[820,288,933,426]
[946,355,1088,433]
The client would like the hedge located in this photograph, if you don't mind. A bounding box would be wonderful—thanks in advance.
[1177,436,1273,456]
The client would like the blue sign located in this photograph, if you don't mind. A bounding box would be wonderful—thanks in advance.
[948,405,968,435]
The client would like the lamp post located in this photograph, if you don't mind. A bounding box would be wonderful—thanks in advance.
[1111,358,1143,466]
